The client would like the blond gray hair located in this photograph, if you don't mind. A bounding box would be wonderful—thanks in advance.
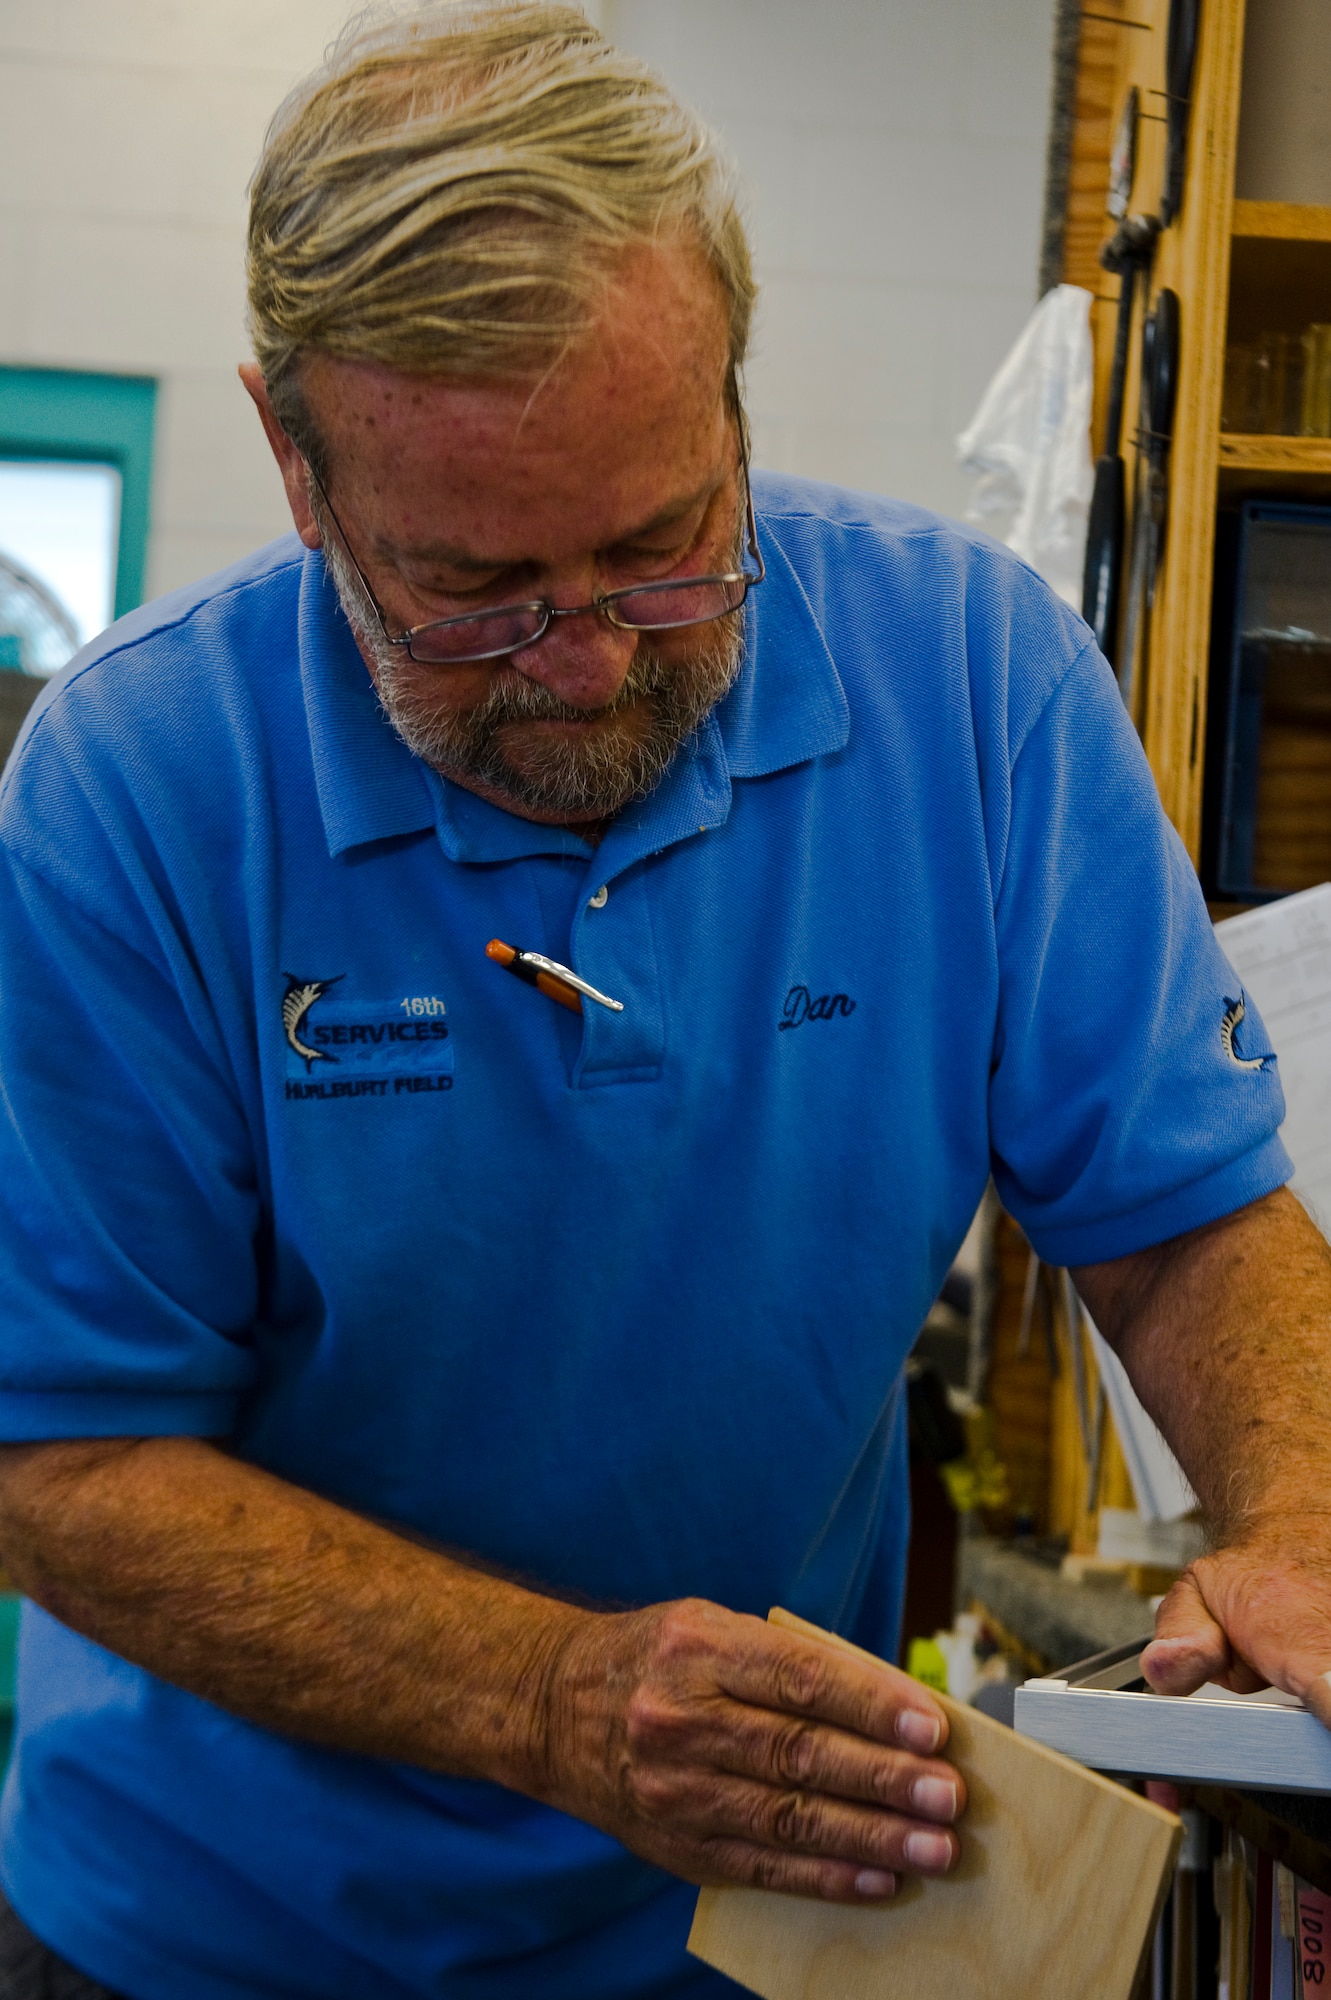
[246,2,756,466]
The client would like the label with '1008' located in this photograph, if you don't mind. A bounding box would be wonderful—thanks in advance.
[1299,1886,1331,1995]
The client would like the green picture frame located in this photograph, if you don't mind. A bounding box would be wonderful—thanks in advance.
[0,367,158,619]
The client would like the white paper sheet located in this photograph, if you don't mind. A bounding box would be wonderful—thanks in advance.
[1088,1318,1198,1524]
[1215,881,1331,1238]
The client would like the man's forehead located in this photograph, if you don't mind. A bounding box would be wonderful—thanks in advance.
[298,242,733,561]
[377,471,724,570]
[301,238,731,462]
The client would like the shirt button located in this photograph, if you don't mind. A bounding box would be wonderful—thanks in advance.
[588,885,609,909]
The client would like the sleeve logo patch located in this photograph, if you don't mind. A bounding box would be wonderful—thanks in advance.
[1220,992,1270,1072]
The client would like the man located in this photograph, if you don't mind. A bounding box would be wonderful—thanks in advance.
[0,5,1327,1997]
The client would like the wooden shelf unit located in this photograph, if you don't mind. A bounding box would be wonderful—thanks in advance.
[1232,200,1331,242]
[1056,2,1331,854]
[1060,0,1247,854]
[1218,434,1331,479]
[1053,3,1331,892]
[1029,0,1331,1555]
[1055,1,1327,844]
[1217,458,1331,502]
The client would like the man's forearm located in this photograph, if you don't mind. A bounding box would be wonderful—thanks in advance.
[0,1433,966,1903]
[0,1436,579,1790]
[1074,1186,1331,1535]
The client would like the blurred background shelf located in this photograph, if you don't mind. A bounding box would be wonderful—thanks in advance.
[1233,201,1331,242]
[1217,436,1331,500]
[1217,437,1331,470]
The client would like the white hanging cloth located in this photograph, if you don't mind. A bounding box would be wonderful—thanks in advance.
[956,283,1095,609]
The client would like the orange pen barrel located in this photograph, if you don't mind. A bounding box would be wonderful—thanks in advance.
[486,939,583,1015]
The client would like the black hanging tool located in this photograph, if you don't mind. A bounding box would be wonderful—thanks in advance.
[1119,289,1180,718]
[1143,290,1180,594]
[1081,213,1160,664]
[1118,305,1158,712]
[1160,0,1201,226]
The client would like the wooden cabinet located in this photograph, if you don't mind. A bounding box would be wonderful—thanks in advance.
[1054,0,1331,864]
[1024,0,1331,1554]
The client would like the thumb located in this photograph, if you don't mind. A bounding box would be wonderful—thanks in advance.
[1141,1571,1231,1695]
[1305,1673,1331,1732]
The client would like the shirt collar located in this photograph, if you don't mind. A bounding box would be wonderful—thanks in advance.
[300,500,849,864]
[299,549,436,860]
[429,772,596,864]
[714,509,850,779]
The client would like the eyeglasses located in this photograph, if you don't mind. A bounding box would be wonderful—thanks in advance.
[309,452,764,667]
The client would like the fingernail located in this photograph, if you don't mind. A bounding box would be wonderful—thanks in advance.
[897,1709,941,1753]
[904,1830,954,1873]
[854,1869,897,1900]
[911,1776,958,1821]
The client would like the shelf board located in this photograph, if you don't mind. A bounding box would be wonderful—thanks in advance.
[1217,434,1331,499]
[1218,434,1331,471]
[1232,200,1331,243]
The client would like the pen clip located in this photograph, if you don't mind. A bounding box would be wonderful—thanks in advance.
[517,951,625,1012]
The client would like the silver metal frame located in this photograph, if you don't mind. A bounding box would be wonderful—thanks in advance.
[1015,1638,1331,1793]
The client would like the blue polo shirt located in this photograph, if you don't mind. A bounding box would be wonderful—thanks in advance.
[0,474,1289,2000]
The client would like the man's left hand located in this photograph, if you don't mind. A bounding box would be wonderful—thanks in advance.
[1074,1188,1331,1730]
[1143,1516,1331,1727]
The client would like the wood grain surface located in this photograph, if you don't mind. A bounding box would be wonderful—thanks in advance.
[1232,200,1331,243]
[688,1610,1181,2000]
[1139,0,1247,857]
[1216,436,1331,473]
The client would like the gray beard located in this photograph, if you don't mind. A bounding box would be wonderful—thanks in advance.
[317,514,745,821]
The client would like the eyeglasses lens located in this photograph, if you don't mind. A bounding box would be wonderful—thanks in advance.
[407,604,547,664]
[609,576,748,630]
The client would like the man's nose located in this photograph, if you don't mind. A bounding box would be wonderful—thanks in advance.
[511,594,640,710]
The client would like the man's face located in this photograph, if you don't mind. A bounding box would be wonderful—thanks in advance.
[248,240,746,825]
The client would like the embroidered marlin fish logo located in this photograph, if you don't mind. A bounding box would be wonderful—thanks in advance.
[282,973,344,1071]
[1220,993,1268,1072]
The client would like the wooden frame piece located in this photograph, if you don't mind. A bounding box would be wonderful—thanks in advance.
[1016,1649,1331,1794]
[1137,0,1248,852]
[688,1609,1181,2000]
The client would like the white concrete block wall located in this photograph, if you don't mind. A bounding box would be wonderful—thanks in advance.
[609,0,1058,520]
[0,0,1055,607]
[0,0,351,598]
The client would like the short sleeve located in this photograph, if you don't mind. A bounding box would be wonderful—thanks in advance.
[989,643,1292,1266]
[0,845,261,1439]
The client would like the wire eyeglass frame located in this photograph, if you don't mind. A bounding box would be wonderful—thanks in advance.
[309,445,765,668]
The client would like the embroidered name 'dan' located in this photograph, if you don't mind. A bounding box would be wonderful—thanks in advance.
[779,984,857,1031]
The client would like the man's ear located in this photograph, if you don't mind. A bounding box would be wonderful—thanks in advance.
[238,362,323,551]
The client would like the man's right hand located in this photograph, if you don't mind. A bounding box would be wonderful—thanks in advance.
[0,1440,962,1905]
[541,1597,964,1903]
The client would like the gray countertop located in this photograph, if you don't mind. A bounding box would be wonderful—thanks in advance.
[959,1536,1155,1672]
